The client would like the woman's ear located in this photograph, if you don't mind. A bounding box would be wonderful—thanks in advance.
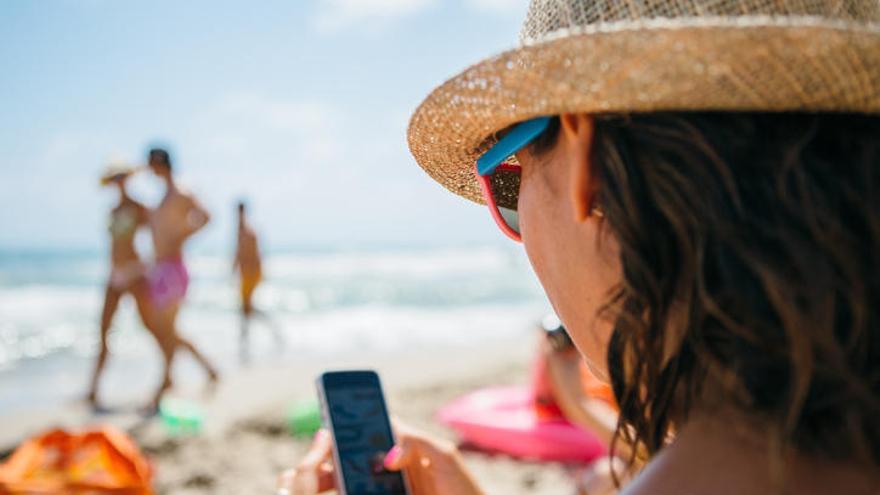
[559,114,597,222]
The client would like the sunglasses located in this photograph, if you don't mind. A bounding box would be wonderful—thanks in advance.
[475,116,552,242]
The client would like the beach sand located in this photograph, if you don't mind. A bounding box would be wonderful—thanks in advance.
[1,336,579,494]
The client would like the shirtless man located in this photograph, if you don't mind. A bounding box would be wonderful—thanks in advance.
[146,147,218,409]
[233,201,262,329]
[233,201,282,360]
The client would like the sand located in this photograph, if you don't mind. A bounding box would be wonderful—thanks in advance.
[1,336,580,494]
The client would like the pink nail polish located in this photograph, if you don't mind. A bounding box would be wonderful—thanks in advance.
[314,429,329,442]
[383,446,402,469]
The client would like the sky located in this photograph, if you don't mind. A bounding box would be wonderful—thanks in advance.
[0,0,531,252]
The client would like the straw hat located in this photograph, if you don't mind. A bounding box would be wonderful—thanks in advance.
[407,0,880,204]
[99,161,137,186]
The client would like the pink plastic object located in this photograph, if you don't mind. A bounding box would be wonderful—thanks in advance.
[437,385,606,463]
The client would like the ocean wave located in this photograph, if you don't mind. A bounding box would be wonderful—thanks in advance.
[0,247,547,380]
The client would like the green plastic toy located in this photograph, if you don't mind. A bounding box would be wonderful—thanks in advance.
[287,399,322,437]
[159,398,204,436]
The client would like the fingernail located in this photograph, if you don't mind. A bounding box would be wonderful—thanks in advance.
[314,429,329,442]
[383,446,402,469]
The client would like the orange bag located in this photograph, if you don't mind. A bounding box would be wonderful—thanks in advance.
[0,426,154,494]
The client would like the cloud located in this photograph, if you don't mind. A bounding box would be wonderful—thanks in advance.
[201,92,342,165]
[311,0,436,33]
[216,93,337,134]
[41,131,113,172]
[465,0,530,14]
[167,92,352,247]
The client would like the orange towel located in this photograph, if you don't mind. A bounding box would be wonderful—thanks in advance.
[0,426,154,494]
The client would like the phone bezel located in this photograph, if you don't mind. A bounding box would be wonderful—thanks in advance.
[316,369,411,495]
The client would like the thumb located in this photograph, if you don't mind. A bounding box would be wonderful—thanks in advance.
[278,430,335,495]
[382,443,409,472]
[383,433,448,472]
[383,432,435,472]
[301,429,333,468]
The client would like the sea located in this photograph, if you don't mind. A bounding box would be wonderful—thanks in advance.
[0,245,549,415]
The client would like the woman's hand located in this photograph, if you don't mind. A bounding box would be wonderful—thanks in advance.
[276,430,335,494]
[384,423,484,495]
[276,425,483,495]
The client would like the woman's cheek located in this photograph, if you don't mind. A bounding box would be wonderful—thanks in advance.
[519,177,543,279]
[519,174,559,301]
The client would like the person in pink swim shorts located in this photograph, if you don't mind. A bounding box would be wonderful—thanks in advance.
[147,257,189,310]
[146,147,218,410]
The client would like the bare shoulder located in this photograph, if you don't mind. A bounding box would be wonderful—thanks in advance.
[618,467,681,495]
[620,478,665,495]
[127,198,148,210]
[614,450,695,495]
[132,201,151,222]
[173,184,193,199]
[171,186,200,206]
[117,199,147,215]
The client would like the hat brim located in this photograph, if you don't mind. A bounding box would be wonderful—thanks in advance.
[407,17,880,205]
[100,166,136,186]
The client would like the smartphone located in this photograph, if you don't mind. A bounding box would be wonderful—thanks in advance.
[316,370,410,495]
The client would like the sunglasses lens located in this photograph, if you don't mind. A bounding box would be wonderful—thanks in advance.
[489,168,521,235]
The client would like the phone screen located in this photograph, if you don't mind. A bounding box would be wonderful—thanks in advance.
[324,374,407,495]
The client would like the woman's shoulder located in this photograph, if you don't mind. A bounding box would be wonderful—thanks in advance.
[121,200,151,221]
[616,420,880,495]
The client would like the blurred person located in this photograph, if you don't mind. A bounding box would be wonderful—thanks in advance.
[534,316,633,495]
[87,165,155,409]
[280,0,880,494]
[233,200,282,361]
[146,147,218,409]
[233,201,262,322]
[532,314,618,438]
[232,201,264,352]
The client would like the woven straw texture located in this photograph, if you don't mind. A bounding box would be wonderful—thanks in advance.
[407,0,880,204]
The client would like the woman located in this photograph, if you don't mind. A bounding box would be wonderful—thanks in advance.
[87,165,154,409]
[281,0,880,493]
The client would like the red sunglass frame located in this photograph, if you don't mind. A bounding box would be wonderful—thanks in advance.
[475,162,522,242]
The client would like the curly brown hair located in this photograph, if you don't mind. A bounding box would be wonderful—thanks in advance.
[533,112,880,469]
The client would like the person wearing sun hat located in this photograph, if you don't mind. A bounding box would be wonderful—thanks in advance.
[88,161,154,409]
[98,163,137,187]
[280,0,880,493]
